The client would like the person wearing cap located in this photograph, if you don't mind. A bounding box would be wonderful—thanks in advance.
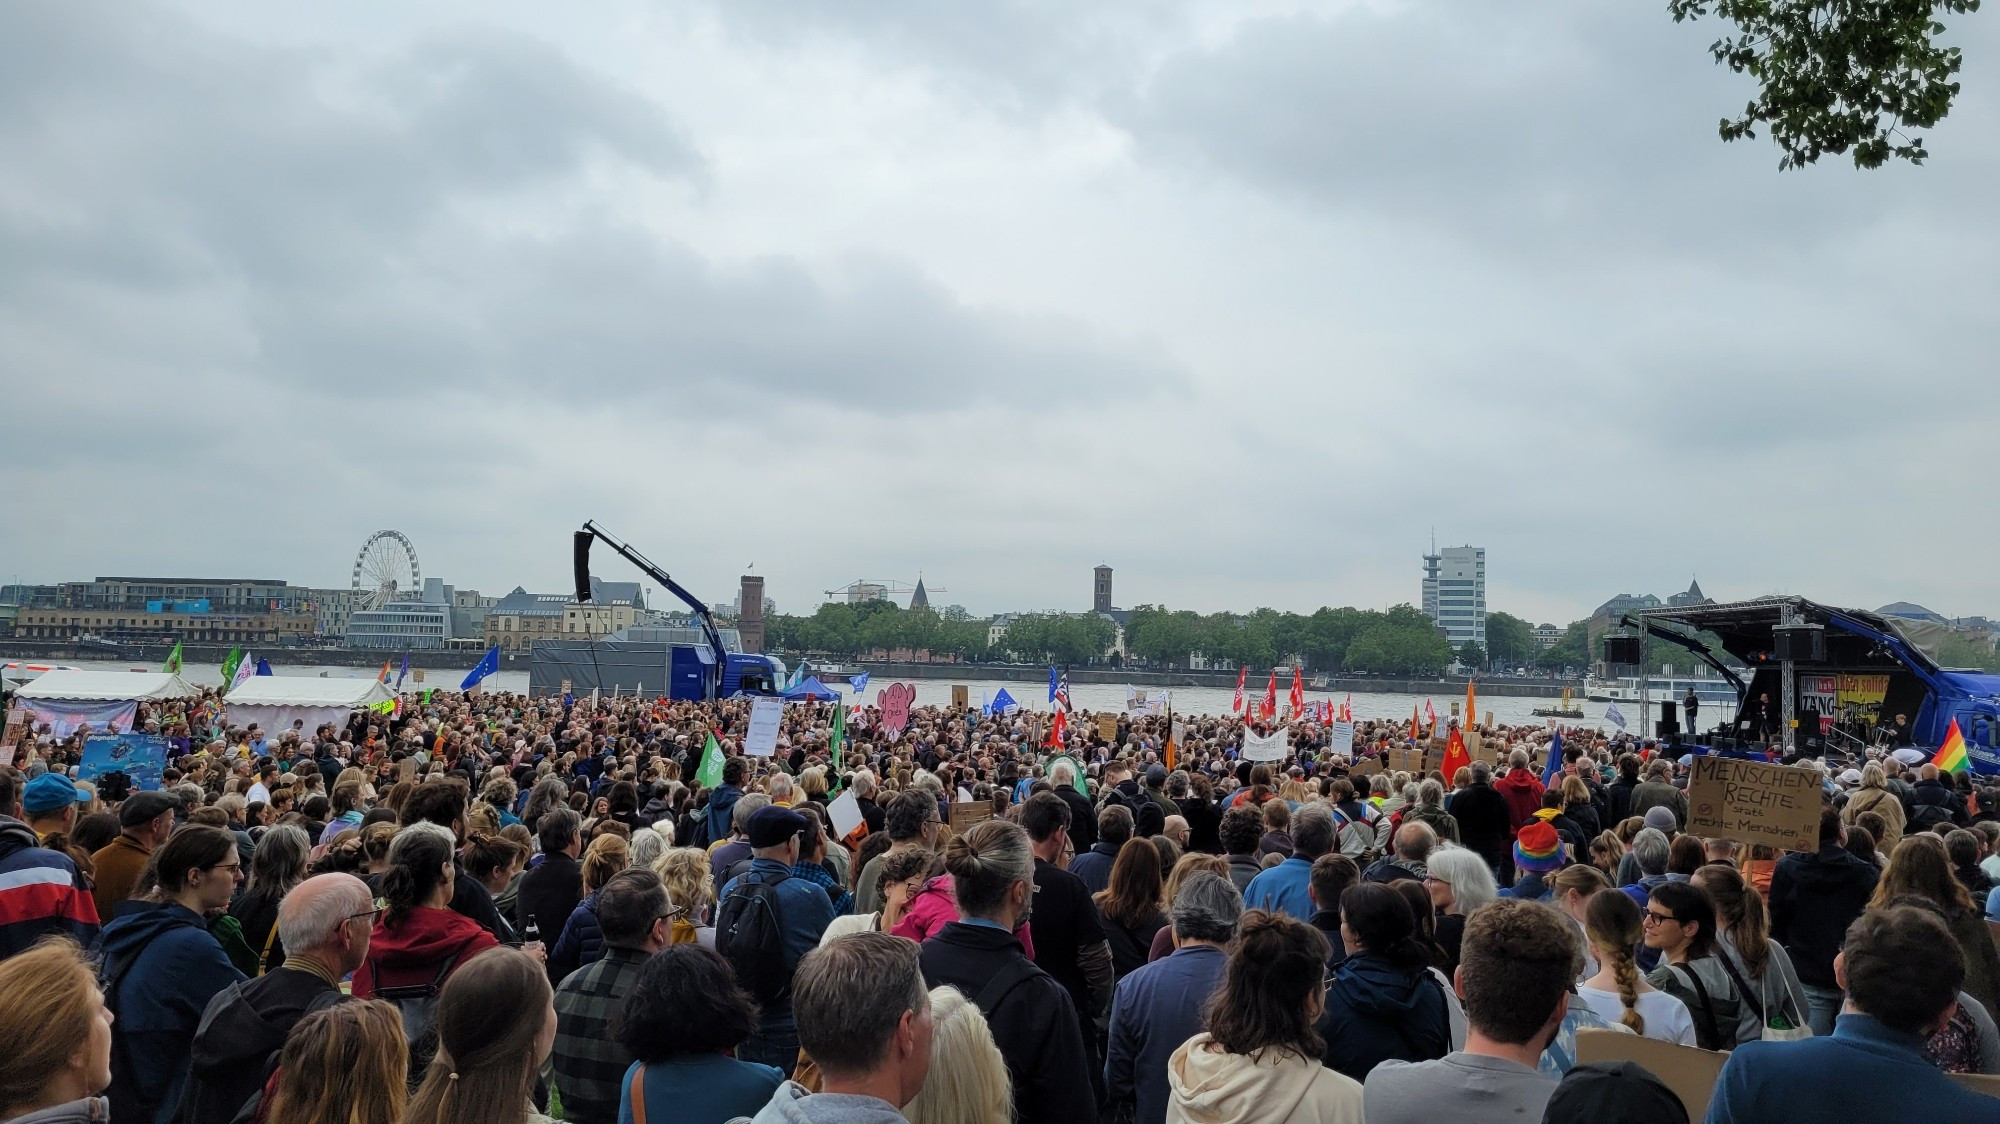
[91,790,179,920]
[718,803,838,1076]
[1140,764,1177,835]
[1502,822,1566,903]
[0,768,99,960]
[22,772,88,845]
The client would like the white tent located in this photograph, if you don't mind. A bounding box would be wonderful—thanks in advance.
[223,676,396,736]
[15,670,198,701]
[14,670,199,738]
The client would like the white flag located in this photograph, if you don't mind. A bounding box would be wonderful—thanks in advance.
[1605,703,1627,730]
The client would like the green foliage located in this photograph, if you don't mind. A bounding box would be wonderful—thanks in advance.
[988,613,1116,665]
[1485,612,1537,668]
[1934,631,2000,671]
[765,602,991,661]
[1458,641,1488,669]
[1541,621,1593,671]
[1669,0,1981,169]
[1124,602,1451,674]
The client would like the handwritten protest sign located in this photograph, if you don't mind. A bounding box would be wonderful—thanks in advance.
[877,684,916,737]
[1097,713,1120,741]
[1386,748,1424,774]
[951,685,969,710]
[1330,720,1355,758]
[1687,755,1820,852]
[744,696,784,756]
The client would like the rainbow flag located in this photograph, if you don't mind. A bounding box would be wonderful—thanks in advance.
[1933,718,1970,775]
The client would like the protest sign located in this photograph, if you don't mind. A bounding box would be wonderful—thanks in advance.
[0,708,23,750]
[744,696,784,757]
[1330,720,1355,758]
[1097,713,1120,741]
[951,685,969,710]
[1126,688,1169,716]
[1687,755,1820,852]
[877,683,916,737]
[949,801,994,832]
[79,733,170,792]
[1386,748,1424,774]
[826,788,864,841]
[1241,727,1289,762]
[1349,757,1382,780]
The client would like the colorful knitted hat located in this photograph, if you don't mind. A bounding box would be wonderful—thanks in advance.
[1514,821,1564,873]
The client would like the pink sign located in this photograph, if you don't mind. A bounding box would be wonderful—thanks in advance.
[877,683,916,738]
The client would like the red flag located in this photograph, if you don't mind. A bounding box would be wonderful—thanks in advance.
[1441,727,1473,780]
[1044,709,1066,749]
[1288,666,1304,716]
[1341,693,1353,722]
[1232,667,1246,714]
[1262,671,1278,718]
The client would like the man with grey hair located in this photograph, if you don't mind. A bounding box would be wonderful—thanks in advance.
[1365,821,1437,885]
[1620,827,1675,972]
[1105,872,1243,1124]
[183,873,374,1121]
[851,768,886,836]
[739,931,933,1122]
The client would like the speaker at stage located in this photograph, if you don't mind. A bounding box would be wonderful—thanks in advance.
[1773,625,1825,662]
[1604,636,1643,665]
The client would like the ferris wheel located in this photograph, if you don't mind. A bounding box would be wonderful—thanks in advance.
[351,530,421,611]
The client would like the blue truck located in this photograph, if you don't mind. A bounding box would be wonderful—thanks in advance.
[1629,596,2000,775]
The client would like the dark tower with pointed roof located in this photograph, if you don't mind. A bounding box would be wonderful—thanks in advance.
[909,578,929,611]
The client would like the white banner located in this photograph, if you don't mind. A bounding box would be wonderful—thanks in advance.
[1242,726,1289,762]
[744,696,785,757]
[1330,719,1355,758]
[1125,687,1169,716]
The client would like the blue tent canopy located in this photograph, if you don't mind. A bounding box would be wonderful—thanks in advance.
[783,676,841,701]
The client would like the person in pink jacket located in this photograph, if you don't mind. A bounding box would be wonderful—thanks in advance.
[891,874,1035,956]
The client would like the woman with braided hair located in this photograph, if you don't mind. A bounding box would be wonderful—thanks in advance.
[1576,887,1696,1045]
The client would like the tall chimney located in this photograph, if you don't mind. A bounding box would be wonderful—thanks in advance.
[739,575,766,653]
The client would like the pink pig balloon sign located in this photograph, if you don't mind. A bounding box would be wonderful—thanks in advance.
[877,683,917,738]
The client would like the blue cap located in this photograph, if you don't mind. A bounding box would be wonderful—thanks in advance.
[22,773,81,815]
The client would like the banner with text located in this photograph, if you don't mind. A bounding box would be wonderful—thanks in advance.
[1241,727,1289,762]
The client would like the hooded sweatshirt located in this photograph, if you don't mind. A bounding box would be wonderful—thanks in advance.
[350,906,498,997]
[98,901,247,1124]
[1316,952,1452,1081]
[1164,1035,1364,1124]
[0,816,97,959]
[1493,770,1546,833]
[737,1081,906,1123]
[705,784,744,847]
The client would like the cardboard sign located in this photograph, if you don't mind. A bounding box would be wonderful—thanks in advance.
[951,685,969,710]
[1574,1029,1725,1123]
[1467,730,1497,765]
[1386,748,1424,774]
[0,707,23,750]
[398,758,418,783]
[413,669,426,684]
[1349,757,1382,780]
[949,800,994,832]
[1687,755,1821,852]
[877,683,916,737]
[744,696,784,757]
[1097,713,1120,741]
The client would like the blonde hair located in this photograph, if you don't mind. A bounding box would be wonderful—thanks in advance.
[902,986,1013,1124]
[653,847,715,921]
[262,999,408,1124]
[0,939,100,1109]
[1585,889,1646,1036]
[581,833,630,894]
[1164,852,1229,907]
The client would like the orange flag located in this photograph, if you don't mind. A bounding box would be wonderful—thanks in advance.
[1441,727,1473,780]
[1410,704,1422,742]
[1465,679,1477,732]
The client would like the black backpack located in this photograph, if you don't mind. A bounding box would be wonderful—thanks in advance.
[372,953,458,1083]
[716,872,792,1003]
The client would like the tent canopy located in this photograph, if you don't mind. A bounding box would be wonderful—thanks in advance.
[222,677,395,708]
[15,670,198,701]
[783,676,840,701]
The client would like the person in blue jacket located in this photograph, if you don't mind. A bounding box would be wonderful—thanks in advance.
[1705,904,1996,1123]
[97,825,246,1124]
[1316,882,1451,1081]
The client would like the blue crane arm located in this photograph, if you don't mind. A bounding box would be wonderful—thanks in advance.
[575,521,729,684]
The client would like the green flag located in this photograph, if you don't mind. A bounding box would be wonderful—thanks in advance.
[830,702,845,775]
[162,640,184,675]
[219,647,244,688]
[695,731,725,789]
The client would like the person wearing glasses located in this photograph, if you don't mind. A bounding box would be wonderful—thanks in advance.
[97,825,248,1124]
[183,872,378,1122]
[1641,881,1753,1051]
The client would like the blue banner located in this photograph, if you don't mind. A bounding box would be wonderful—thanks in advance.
[80,733,170,792]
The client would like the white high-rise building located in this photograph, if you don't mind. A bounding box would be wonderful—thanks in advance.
[1422,545,1486,649]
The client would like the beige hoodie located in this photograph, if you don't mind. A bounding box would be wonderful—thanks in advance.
[1164,1034,1364,1124]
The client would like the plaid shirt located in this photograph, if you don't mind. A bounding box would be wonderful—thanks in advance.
[551,945,648,1124]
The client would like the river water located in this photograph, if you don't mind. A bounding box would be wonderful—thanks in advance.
[50,658,1623,727]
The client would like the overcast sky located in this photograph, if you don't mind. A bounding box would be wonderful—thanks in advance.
[4,1,1997,626]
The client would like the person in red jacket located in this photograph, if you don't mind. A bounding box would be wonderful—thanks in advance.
[1493,750,1547,835]
[352,823,500,998]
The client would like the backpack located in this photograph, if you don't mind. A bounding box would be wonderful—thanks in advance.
[716,873,793,1003]
[371,953,458,1081]
[1331,805,1379,862]
[1911,802,1958,833]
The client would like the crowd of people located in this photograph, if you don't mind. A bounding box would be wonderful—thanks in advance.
[0,687,1996,1122]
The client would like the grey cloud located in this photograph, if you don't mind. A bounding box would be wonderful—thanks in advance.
[0,2,1184,417]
